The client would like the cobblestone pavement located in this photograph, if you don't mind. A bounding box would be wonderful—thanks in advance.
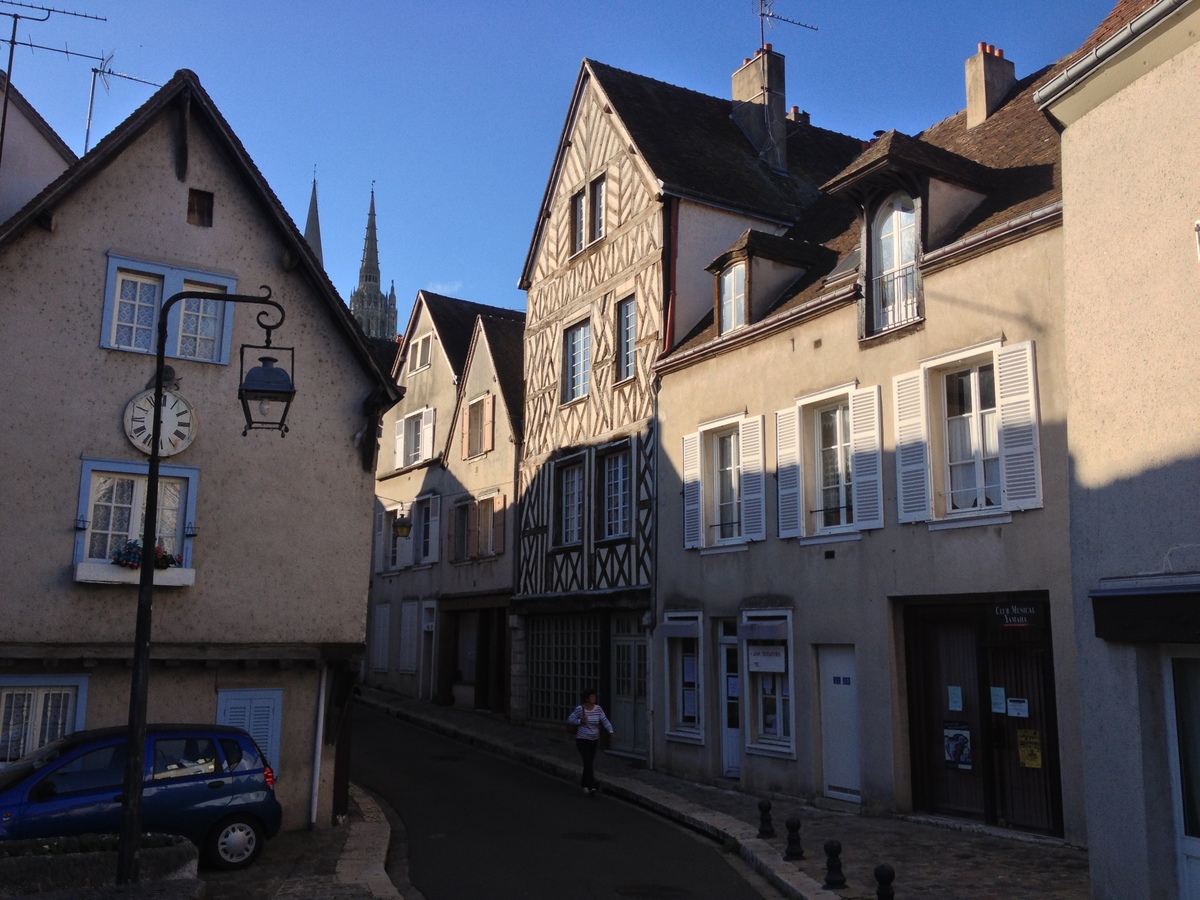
[356,685,1090,900]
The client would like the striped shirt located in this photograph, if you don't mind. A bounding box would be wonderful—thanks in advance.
[568,704,614,740]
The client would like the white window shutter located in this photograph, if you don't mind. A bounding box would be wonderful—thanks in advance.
[374,509,385,573]
[398,602,419,672]
[997,341,1042,511]
[394,421,404,470]
[483,394,495,453]
[426,496,441,563]
[682,433,701,548]
[371,603,390,672]
[775,407,802,538]
[740,415,766,541]
[421,408,436,461]
[894,370,930,522]
[849,386,884,530]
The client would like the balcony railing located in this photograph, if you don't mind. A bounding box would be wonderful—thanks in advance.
[870,264,920,334]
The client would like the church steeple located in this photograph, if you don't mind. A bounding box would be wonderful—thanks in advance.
[348,187,397,340]
[303,177,323,267]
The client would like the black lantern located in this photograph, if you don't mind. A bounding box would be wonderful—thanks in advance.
[239,347,296,435]
[393,514,413,539]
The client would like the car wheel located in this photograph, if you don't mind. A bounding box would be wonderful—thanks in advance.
[205,815,264,870]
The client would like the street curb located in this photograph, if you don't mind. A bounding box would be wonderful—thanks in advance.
[355,694,833,900]
[340,783,401,898]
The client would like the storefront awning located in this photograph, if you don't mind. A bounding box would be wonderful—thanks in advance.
[656,620,699,639]
[737,620,789,640]
[1091,584,1200,643]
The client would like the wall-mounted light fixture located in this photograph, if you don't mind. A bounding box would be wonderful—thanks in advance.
[75,516,89,531]
[392,514,413,539]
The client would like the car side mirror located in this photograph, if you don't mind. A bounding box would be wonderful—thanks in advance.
[30,780,58,802]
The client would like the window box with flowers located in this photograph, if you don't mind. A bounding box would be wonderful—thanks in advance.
[74,540,196,587]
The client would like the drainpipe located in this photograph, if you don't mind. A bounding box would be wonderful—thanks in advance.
[309,664,328,829]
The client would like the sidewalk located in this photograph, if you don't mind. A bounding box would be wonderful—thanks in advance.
[355,685,1090,900]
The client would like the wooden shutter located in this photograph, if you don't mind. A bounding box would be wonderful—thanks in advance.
[394,421,404,470]
[426,496,441,563]
[894,370,930,523]
[682,433,701,548]
[217,689,282,773]
[849,386,884,530]
[461,407,470,460]
[740,415,766,541]
[997,341,1042,510]
[421,408,436,461]
[467,501,480,558]
[374,509,386,572]
[776,407,802,538]
[398,602,419,672]
[493,495,506,555]
[483,394,495,453]
[446,507,457,562]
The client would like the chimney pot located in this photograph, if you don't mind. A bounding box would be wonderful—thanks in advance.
[987,43,995,54]
[764,43,772,52]
[997,47,1004,59]
[978,41,986,52]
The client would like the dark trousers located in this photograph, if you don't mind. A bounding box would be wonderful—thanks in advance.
[576,737,599,789]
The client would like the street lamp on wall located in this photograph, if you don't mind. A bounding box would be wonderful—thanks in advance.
[392,513,413,539]
[117,285,294,885]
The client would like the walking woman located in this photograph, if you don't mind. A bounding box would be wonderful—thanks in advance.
[568,689,615,795]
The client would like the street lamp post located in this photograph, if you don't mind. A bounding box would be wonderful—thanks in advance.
[116,286,295,885]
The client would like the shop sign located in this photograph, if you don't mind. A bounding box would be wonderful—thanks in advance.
[747,645,786,672]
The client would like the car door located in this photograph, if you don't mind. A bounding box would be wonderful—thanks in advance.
[14,741,126,839]
[142,733,233,842]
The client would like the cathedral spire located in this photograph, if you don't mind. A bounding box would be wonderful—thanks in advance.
[348,186,398,340]
[303,177,323,267]
[359,187,380,289]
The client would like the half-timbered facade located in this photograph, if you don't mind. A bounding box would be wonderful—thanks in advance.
[367,292,524,714]
[514,49,862,756]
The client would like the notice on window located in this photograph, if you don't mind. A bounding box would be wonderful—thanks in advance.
[943,722,972,770]
[1007,698,1030,718]
[947,685,963,712]
[747,645,786,673]
[683,688,697,719]
[990,687,1006,714]
[727,676,739,699]
[1018,729,1042,769]
[683,655,697,684]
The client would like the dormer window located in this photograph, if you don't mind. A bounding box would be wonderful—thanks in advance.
[718,262,746,334]
[870,192,919,334]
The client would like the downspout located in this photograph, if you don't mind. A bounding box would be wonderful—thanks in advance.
[309,664,328,829]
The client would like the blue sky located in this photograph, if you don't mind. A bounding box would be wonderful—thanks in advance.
[7,1,1108,321]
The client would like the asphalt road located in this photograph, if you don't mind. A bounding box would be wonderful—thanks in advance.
[351,704,773,900]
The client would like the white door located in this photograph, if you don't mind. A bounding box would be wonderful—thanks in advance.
[720,640,741,778]
[819,645,861,802]
[1167,653,1200,897]
[611,616,647,756]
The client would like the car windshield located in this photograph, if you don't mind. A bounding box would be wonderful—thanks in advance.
[0,736,73,791]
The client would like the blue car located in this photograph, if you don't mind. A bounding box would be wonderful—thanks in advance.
[0,724,282,869]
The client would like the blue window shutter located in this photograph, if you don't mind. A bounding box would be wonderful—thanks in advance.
[217,688,283,773]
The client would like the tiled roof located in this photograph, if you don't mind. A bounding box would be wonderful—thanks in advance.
[821,129,995,195]
[1066,0,1162,65]
[588,60,864,223]
[365,336,402,374]
[478,315,527,442]
[419,292,525,380]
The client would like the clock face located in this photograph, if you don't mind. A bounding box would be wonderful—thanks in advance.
[123,389,198,457]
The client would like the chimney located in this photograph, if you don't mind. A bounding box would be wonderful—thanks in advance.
[965,42,1015,128]
[732,44,787,172]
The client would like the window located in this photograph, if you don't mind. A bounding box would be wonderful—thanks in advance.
[563,320,591,403]
[870,192,919,334]
[408,334,433,373]
[375,507,410,571]
[462,394,495,459]
[776,385,883,538]
[217,688,282,773]
[396,407,436,469]
[453,502,472,561]
[739,612,793,755]
[412,495,441,563]
[558,462,584,545]
[74,459,198,575]
[101,254,236,363]
[588,176,606,243]
[682,416,765,549]
[600,448,631,539]
[447,494,505,561]
[718,263,746,334]
[570,189,585,255]
[0,677,87,762]
[152,736,218,780]
[370,603,390,673]
[615,296,636,382]
[478,496,496,556]
[186,189,213,227]
[661,614,702,739]
[894,341,1042,523]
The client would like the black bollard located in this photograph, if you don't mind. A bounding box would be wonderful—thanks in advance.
[784,815,804,860]
[757,798,775,838]
[823,839,846,889]
[874,862,895,899]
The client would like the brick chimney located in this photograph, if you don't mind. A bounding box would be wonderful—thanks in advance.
[732,44,787,172]
[966,42,1015,128]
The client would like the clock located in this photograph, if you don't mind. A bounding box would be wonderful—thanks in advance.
[123,389,198,457]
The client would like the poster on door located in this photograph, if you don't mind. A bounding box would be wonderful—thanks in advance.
[944,722,973,769]
[1018,729,1043,768]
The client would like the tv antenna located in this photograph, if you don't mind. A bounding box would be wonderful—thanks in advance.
[85,54,159,152]
[758,0,817,47]
[0,1,105,168]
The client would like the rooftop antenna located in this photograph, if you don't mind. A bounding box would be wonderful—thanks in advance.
[758,0,817,47]
[0,1,106,169]
[85,54,159,152]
